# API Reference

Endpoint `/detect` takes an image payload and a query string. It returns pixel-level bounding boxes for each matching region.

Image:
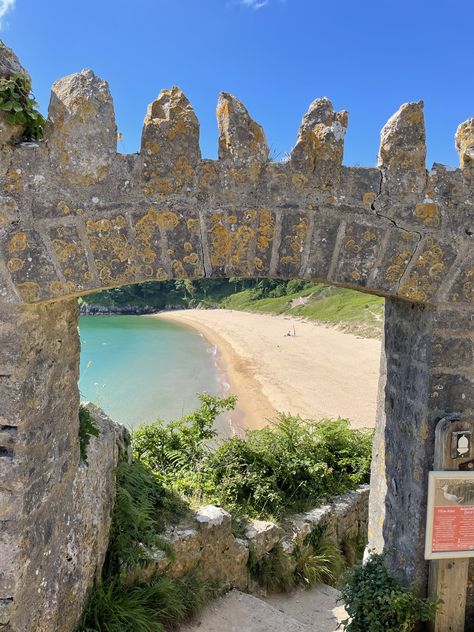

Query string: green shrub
[0,70,45,141]
[341,554,440,631]
[79,406,100,464]
[198,415,373,518]
[133,393,237,474]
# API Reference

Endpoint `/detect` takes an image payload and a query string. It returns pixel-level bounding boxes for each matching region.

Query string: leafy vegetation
[133,396,373,520]
[77,455,212,632]
[249,545,296,593]
[80,278,384,337]
[341,554,440,631]
[0,69,45,141]
[79,406,100,464]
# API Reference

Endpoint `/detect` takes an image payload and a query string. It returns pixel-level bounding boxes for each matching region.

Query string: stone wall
[0,40,472,630]
[0,300,125,632]
[137,487,369,593]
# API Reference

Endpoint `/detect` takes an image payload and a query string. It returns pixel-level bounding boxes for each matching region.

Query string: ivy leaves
[0,71,45,141]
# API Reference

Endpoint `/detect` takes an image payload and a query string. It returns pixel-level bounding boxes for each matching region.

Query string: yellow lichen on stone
[16,281,40,302]
[413,202,440,227]
[256,208,275,254]
[8,232,28,253]
[385,248,414,283]
[291,173,308,191]
[57,200,70,215]
[155,211,180,230]
[7,258,24,272]
[399,238,447,301]
[281,217,308,266]
[363,192,377,205]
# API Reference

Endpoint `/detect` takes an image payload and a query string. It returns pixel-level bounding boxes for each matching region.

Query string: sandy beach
[155,310,381,432]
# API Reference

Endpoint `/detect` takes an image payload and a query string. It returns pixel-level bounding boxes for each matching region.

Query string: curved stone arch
[0,44,473,631]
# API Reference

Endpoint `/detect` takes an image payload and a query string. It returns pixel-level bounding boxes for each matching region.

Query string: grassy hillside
[222,284,384,338]
[81,278,385,338]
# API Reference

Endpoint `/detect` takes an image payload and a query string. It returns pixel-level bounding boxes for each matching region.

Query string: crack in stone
[370,169,423,290]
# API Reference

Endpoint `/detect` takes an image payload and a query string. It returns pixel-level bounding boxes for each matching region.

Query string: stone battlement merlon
[0,43,472,307]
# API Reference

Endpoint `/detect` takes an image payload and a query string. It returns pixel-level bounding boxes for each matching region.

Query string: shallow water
[78,315,229,433]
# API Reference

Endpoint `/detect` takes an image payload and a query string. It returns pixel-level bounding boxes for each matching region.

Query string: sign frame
[425,470,474,560]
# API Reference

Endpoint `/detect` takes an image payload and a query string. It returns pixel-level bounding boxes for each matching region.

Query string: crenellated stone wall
[0,41,472,631]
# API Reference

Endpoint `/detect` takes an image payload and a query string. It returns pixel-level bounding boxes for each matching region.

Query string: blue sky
[1,0,472,167]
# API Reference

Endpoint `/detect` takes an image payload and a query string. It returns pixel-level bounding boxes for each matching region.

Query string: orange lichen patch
[363,192,377,205]
[186,218,200,234]
[86,215,136,285]
[49,280,66,295]
[413,202,440,227]
[385,249,415,283]
[344,238,362,254]
[326,195,336,205]
[8,232,28,253]
[57,200,70,215]
[7,258,23,272]
[156,268,169,281]
[256,208,275,253]
[183,252,199,265]
[49,225,92,289]
[174,155,194,186]
[5,169,22,193]
[226,163,262,185]
[281,217,309,266]
[166,116,188,141]
[208,210,260,273]
[351,270,361,280]
[142,140,161,154]
[171,260,186,277]
[198,162,220,190]
[155,211,180,230]
[399,237,454,302]
[363,230,377,242]
[291,173,308,191]
[15,281,39,302]
[254,257,264,272]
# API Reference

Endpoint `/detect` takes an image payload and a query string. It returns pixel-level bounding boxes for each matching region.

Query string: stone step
[264,584,346,631]
[182,585,346,632]
[182,590,310,632]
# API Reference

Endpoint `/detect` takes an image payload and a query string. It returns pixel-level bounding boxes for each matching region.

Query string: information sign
[425,471,474,560]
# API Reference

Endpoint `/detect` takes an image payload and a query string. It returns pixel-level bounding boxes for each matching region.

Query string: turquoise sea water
[78,315,228,432]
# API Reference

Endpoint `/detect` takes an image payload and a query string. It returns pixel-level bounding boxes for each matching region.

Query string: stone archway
[0,44,472,631]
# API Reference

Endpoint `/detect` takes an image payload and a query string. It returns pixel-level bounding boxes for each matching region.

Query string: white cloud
[0,0,15,29]
[240,0,269,9]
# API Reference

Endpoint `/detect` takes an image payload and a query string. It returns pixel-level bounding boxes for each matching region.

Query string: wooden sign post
[427,415,474,632]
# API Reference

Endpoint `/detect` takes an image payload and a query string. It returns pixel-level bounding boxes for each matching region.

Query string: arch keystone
[47,69,117,184]
[217,92,269,165]
[291,97,348,186]
[455,117,474,177]
[378,101,426,194]
[141,86,201,167]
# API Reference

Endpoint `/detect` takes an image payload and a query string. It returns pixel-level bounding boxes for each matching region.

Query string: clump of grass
[295,525,345,587]
[79,406,100,465]
[77,570,215,632]
[249,545,296,593]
